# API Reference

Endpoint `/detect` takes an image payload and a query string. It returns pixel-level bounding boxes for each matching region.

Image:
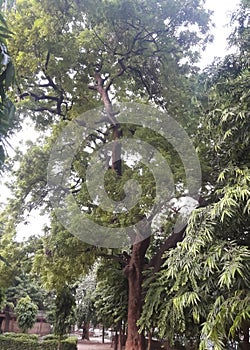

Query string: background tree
[53,285,75,341]
[75,271,97,340]
[0,233,55,333]
[15,295,38,333]
[93,260,128,349]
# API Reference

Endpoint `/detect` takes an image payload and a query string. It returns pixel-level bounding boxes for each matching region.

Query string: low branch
[99,252,130,267]
[148,225,187,273]
[20,92,59,102]
[148,196,208,273]
[44,50,50,71]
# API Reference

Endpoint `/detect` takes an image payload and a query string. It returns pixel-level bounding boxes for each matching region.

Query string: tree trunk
[114,330,118,350]
[119,322,123,350]
[240,323,250,350]
[4,305,10,332]
[0,316,4,333]
[85,322,90,340]
[90,73,151,349]
[82,323,89,340]
[102,325,105,344]
[147,330,153,350]
[125,236,150,350]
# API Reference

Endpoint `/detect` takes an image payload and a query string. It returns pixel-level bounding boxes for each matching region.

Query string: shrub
[38,339,58,350]
[41,334,59,341]
[0,334,77,350]
[15,296,38,333]
[3,332,39,340]
[62,336,78,350]
[0,335,37,350]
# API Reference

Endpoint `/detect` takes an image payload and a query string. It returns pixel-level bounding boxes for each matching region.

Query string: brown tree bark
[85,322,90,340]
[146,329,153,350]
[118,321,123,350]
[240,323,250,350]
[4,305,10,332]
[124,236,150,350]
[89,73,122,175]
[114,330,118,350]
[0,316,4,333]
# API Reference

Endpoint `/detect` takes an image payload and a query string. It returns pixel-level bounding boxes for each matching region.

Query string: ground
[77,340,112,350]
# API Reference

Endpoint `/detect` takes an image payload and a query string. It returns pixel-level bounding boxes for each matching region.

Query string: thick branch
[88,72,122,175]
[148,196,208,273]
[99,252,130,268]
[148,225,187,273]
[88,73,118,125]
[20,92,59,102]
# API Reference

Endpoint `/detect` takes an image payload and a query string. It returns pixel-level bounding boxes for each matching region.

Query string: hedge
[0,334,77,350]
[3,332,39,340]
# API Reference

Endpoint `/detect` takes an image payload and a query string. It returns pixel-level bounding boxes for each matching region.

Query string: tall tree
[4,1,213,349]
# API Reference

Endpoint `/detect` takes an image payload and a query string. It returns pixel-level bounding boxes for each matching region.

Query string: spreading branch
[148,196,208,273]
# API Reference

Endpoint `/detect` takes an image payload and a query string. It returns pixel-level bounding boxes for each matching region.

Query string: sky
[200,0,240,66]
[0,0,241,242]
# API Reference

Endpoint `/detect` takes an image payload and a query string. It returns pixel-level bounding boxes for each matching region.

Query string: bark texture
[124,236,150,350]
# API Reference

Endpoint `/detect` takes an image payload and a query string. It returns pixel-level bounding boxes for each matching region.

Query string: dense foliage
[15,295,38,333]
[0,0,249,349]
[0,0,16,169]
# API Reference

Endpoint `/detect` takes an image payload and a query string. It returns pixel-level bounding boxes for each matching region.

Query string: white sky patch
[198,0,240,68]
[15,213,50,242]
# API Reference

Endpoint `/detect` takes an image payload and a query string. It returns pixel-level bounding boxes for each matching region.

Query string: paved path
[78,340,112,350]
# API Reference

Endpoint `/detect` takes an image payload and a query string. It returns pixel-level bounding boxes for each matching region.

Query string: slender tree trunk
[102,325,105,344]
[82,323,89,340]
[147,330,153,350]
[114,330,118,350]
[85,322,90,340]
[4,305,10,332]
[118,321,123,350]
[240,323,250,350]
[0,316,4,333]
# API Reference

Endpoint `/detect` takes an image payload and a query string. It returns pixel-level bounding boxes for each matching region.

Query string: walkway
[77,340,112,350]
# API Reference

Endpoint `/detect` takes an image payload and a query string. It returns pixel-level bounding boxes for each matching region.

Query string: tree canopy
[0,0,249,349]
[0,1,15,169]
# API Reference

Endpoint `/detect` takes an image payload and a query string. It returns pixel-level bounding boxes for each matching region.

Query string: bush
[41,334,59,341]
[41,337,77,350]
[0,334,77,350]
[0,335,37,350]
[38,339,58,350]
[3,332,39,340]
[62,336,78,350]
